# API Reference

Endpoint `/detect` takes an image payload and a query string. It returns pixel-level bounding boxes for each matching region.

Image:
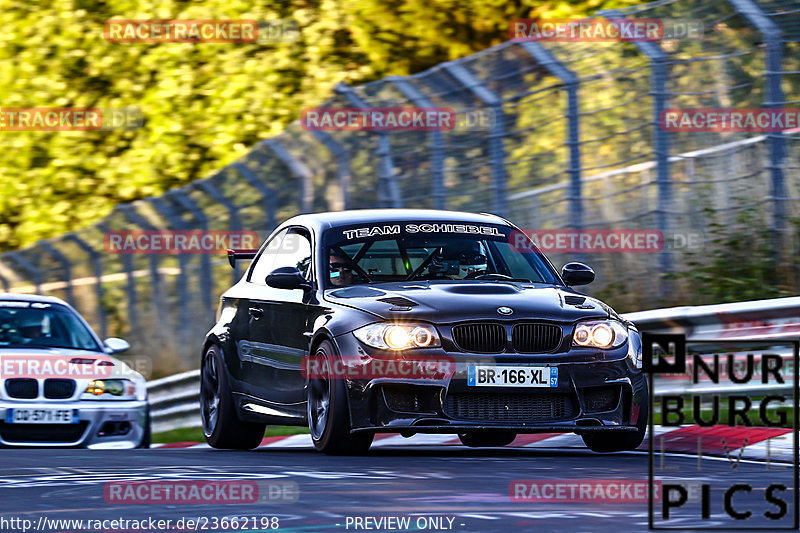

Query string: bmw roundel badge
[497,306,513,315]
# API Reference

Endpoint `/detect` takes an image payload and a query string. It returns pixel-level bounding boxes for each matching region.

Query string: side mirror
[266,266,311,290]
[561,262,595,286]
[104,337,130,354]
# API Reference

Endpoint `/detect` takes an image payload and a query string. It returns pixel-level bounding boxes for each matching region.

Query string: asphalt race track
[0,445,795,533]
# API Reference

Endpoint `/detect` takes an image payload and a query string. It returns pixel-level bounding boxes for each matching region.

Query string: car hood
[324,281,613,323]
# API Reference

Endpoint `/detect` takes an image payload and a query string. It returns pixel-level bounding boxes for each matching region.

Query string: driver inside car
[437,240,488,279]
[329,250,354,287]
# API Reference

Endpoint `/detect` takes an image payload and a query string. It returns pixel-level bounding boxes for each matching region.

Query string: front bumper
[334,333,646,435]
[0,400,148,448]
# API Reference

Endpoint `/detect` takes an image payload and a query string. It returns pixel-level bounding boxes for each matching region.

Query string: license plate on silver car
[467,365,558,387]
[6,408,79,424]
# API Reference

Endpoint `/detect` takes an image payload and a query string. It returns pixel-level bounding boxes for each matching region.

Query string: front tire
[307,340,373,455]
[201,344,266,450]
[582,380,648,453]
[458,431,516,448]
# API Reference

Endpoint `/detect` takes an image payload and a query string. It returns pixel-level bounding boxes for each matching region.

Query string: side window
[272,230,313,279]
[248,229,289,284]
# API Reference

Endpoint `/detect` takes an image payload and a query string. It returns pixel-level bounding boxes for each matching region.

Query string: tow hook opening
[98,421,131,437]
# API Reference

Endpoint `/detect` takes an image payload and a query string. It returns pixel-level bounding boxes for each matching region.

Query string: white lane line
[260,434,313,448]
[373,434,456,447]
[459,514,501,520]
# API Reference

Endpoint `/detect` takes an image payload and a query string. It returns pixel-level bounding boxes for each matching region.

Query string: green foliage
[0,0,642,251]
[666,211,799,306]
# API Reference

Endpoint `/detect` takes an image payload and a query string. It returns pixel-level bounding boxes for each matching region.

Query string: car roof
[0,293,69,305]
[281,209,511,233]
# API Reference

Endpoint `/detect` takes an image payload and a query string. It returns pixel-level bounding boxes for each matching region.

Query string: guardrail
[147,369,201,434]
[146,296,800,433]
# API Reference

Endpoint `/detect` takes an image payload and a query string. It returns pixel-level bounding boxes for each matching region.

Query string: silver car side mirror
[104,337,131,354]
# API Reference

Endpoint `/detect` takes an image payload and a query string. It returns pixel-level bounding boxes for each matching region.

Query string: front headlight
[572,320,628,349]
[83,379,138,399]
[353,323,441,350]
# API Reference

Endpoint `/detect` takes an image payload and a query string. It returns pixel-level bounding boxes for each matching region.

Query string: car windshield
[324,222,560,287]
[0,302,102,351]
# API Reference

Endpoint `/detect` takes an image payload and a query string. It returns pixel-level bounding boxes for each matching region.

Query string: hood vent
[564,295,586,306]
[444,284,518,295]
[378,296,418,308]
[330,286,386,299]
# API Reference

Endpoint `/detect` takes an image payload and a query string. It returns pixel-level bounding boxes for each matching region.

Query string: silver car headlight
[353,323,441,350]
[83,379,138,400]
[572,320,628,349]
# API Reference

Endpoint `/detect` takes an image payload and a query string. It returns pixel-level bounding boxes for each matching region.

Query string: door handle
[248,307,263,320]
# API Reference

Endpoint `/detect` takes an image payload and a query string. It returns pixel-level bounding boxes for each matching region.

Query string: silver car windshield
[0,302,102,351]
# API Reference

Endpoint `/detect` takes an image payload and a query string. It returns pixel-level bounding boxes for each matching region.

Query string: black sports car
[201,209,646,454]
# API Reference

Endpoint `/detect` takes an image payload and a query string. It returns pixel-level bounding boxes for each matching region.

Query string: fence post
[232,162,277,230]
[390,76,447,210]
[194,179,245,283]
[98,222,138,333]
[727,0,788,257]
[518,42,583,232]
[5,252,42,294]
[38,241,75,307]
[63,233,107,338]
[334,82,403,209]
[149,197,191,351]
[442,62,508,216]
[167,189,214,317]
[261,137,314,214]
[635,38,673,284]
[118,204,167,341]
[310,130,352,211]
[602,11,675,289]
[0,267,9,292]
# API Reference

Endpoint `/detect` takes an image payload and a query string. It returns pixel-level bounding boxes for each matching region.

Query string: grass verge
[153,425,310,444]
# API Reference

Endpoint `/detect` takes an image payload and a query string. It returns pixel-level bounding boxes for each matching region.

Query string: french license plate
[6,408,79,424]
[467,365,558,388]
